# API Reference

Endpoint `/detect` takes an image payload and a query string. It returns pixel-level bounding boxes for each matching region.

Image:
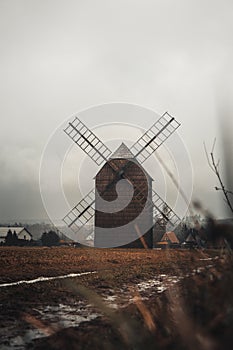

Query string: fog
[0,0,233,221]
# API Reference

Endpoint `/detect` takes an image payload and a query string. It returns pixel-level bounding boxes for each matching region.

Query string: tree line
[2,230,60,247]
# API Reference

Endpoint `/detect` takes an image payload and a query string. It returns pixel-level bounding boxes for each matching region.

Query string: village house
[156,231,180,249]
[0,227,32,244]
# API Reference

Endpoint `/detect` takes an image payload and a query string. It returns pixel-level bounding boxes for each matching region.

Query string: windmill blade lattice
[63,113,181,241]
[152,189,180,227]
[63,189,95,231]
[130,112,180,163]
[64,117,112,166]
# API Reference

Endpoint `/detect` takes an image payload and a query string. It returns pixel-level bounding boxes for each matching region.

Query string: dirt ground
[0,246,216,283]
[0,247,232,349]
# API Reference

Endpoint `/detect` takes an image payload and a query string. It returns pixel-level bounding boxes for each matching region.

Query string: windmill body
[95,143,153,248]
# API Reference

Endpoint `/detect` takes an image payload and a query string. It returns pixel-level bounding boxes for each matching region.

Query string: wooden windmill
[63,112,181,248]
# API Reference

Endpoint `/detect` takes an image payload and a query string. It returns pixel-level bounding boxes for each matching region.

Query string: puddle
[103,263,217,309]
[39,302,99,328]
[200,256,219,261]
[136,275,181,294]
[0,261,218,349]
[0,302,100,350]
[102,274,182,309]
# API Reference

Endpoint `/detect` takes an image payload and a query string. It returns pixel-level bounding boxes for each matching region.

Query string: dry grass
[0,247,230,349]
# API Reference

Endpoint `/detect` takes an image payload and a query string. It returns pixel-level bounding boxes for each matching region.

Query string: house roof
[185,233,196,242]
[110,142,135,159]
[161,231,179,244]
[0,227,32,238]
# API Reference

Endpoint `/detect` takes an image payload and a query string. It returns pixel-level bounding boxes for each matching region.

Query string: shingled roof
[109,142,135,159]
[161,231,179,244]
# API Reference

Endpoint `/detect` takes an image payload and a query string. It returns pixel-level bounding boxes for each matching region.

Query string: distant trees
[5,230,19,246]
[41,230,60,247]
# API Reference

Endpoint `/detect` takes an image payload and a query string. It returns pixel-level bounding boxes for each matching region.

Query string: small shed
[156,231,180,248]
[0,227,32,243]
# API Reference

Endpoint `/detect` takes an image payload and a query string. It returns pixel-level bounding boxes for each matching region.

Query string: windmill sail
[63,189,95,231]
[64,117,112,166]
[152,189,180,227]
[63,115,181,236]
[130,112,180,163]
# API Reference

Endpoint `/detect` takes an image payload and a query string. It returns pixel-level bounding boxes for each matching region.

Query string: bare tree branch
[203,142,215,173]
[205,140,233,215]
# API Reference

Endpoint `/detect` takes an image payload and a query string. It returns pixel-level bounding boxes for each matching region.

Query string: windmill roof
[94,142,153,180]
[110,143,135,160]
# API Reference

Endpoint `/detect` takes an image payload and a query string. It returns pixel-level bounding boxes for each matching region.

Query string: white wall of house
[17,229,31,241]
[0,227,32,242]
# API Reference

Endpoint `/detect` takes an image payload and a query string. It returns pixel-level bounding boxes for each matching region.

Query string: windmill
[63,112,181,248]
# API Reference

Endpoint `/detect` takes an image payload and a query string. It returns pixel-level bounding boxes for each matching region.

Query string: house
[0,227,32,244]
[156,231,180,248]
[181,232,198,249]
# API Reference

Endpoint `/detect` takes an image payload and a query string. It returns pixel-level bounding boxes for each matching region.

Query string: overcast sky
[0,0,233,222]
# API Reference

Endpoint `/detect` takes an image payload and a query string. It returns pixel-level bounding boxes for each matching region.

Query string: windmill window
[138,138,145,146]
[147,130,154,138]
[134,144,141,151]
[96,159,102,166]
[92,153,98,160]
[147,144,154,152]
[83,199,89,206]
[160,134,167,141]
[77,138,85,146]
[74,135,82,144]
[157,121,164,128]
[92,139,98,146]
[74,134,82,142]
[83,141,89,149]
[163,129,170,137]
[143,148,150,156]
[99,145,105,152]
[84,130,91,137]
[85,145,92,152]
[167,124,174,132]
[78,125,85,132]
[79,204,85,211]
[89,148,96,156]
[70,129,76,137]
[88,135,95,142]
[150,143,158,152]
[138,155,145,163]
[143,136,151,144]
[80,123,87,131]
[72,118,78,126]
[142,134,149,141]
[82,131,89,139]
[102,149,109,157]
[75,121,81,129]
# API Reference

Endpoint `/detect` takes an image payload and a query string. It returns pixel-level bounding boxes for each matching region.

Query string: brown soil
[0,247,231,349]
[0,246,216,283]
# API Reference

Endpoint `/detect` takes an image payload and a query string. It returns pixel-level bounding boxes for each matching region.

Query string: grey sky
[0,0,233,221]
